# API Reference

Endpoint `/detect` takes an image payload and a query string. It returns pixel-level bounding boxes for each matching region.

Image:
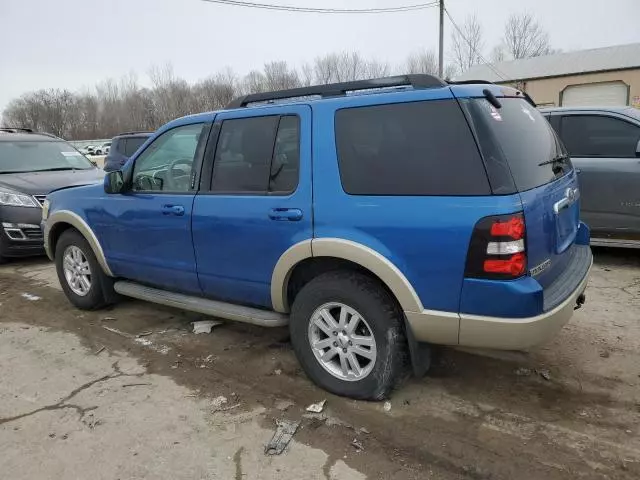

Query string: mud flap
[404,317,432,377]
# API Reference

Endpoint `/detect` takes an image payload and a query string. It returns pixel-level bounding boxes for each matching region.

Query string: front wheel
[55,229,115,310]
[290,271,406,400]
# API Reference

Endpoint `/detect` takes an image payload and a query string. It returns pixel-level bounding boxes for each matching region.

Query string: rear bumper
[456,256,592,350]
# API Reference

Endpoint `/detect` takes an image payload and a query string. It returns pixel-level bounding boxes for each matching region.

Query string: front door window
[132,123,206,192]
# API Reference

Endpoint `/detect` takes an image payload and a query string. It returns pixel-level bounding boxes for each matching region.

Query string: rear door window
[124,137,148,157]
[334,100,490,196]
[465,98,570,192]
[560,115,640,158]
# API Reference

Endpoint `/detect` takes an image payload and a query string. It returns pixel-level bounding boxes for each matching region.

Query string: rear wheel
[290,271,406,400]
[55,229,114,310]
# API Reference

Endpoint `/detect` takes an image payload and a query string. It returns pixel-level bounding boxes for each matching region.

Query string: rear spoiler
[448,80,537,108]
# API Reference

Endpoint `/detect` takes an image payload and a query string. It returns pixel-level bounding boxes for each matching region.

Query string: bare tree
[3,49,481,140]
[405,49,438,75]
[450,14,484,74]
[503,13,552,59]
[263,61,300,90]
[443,63,458,81]
[490,44,507,63]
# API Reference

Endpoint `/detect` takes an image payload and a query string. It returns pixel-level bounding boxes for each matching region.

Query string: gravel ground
[0,248,639,479]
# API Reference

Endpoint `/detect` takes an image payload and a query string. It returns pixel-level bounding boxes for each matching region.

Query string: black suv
[103,132,152,172]
[0,128,104,261]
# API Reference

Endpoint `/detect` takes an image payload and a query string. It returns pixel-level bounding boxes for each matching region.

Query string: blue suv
[42,75,592,400]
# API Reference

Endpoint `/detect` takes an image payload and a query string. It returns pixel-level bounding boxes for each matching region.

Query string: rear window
[123,137,148,157]
[335,99,490,196]
[465,98,570,193]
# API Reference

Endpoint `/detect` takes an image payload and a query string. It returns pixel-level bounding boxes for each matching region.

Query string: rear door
[555,112,640,238]
[465,98,580,289]
[191,104,312,308]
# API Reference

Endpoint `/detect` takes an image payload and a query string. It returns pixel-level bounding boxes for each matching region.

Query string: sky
[1,0,639,113]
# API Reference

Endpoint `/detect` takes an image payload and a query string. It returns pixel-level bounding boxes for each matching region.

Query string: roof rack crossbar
[226,74,447,108]
[0,127,34,133]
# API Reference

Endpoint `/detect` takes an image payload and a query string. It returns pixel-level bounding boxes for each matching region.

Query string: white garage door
[561,81,628,106]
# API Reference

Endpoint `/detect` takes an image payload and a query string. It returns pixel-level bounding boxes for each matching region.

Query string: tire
[55,229,114,310]
[290,271,406,400]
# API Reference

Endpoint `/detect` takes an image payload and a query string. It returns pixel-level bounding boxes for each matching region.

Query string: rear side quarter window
[334,100,490,196]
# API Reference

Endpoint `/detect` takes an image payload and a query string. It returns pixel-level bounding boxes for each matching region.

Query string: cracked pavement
[1,249,639,479]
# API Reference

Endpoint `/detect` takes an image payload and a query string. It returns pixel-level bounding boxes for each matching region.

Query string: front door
[192,105,312,308]
[557,113,640,237]
[99,122,209,293]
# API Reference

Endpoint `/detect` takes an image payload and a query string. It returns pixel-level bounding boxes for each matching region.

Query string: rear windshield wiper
[538,154,569,167]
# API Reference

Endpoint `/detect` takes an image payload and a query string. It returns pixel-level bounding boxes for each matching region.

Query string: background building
[456,43,640,108]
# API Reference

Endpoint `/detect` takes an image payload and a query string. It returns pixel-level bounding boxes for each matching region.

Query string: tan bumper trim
[457,260,592,350]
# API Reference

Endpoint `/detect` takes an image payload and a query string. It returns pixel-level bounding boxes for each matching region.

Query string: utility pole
[438,0,444,78]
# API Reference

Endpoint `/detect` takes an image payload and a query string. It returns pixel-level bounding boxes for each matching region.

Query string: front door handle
[269,208,303,221]
[162,204,185,216]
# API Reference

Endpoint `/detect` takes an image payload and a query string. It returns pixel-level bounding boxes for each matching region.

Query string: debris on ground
[102,326,133,338]
[306,399,326,413]
[600,350,611,358]
[264,419,300,455]
[93,346,105,355]
[100,316,117,322]
[192,320,223,334]
[538,369,551,381]
[274,369,282,375]
[515,367,532,377]
[275,399,295,412]
[136,331,153,337]
[212,395,228,410]
[203,354,215,363]
[383,401,392,412]
[358,427,370,435]
[122,383,152,388]
[351,438,364,452]
[21,293,41,301]
[134,338,153,347]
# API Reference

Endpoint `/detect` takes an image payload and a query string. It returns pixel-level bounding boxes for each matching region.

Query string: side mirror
[104,170,124,194]
[636,139,640,158]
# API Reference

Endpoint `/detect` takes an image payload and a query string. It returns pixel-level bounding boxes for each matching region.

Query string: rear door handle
[162,204,185,216]
[269,208,303,221]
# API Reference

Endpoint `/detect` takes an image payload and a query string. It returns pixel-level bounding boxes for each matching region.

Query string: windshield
[466,97,571,193]
[0,140,95,173]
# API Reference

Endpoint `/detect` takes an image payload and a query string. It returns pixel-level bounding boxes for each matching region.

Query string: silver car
[542,106,640,248]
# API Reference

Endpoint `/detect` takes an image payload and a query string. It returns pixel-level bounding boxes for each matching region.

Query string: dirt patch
[1,250,639,479]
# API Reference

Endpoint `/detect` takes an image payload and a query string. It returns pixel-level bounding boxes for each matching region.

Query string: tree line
[2,13,553,140]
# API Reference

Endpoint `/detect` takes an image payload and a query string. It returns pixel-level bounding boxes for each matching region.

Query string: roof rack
[0,127,34,133]
[116,131,153,136]
[226,74,447,109]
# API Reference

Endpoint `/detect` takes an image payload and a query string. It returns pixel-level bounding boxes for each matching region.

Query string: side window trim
[128,122,210,195]
[560,113,640,159]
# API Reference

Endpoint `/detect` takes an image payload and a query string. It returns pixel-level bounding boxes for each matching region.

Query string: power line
[201,0,440,14]
[444,7,510,81]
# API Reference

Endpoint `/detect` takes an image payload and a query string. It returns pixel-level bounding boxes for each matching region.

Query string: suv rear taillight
[465,213,527,280]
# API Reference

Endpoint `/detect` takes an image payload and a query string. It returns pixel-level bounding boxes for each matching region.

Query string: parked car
[0,128,104,261]
[541,107,640,248]
[103,132,152,172]
[43,76,592,399]
[95,142,111,155]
